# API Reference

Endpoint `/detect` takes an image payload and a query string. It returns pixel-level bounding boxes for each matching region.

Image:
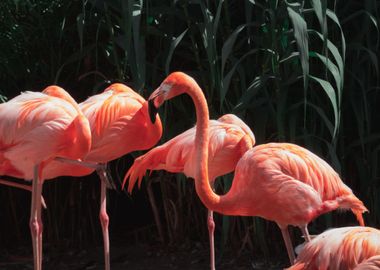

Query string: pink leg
[278,224,295,265]
[30,165,43,270]
[207,209,215,270]
[207,182,215,270]
[300,225,311,242]
[97,168,110,270]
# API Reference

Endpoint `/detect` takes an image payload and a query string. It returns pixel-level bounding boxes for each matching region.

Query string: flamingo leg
[278,224,295,265]
[300,225,311,242]
[30,165,43,270]
[207,182,216,270]
[207,209,215,270]
[96,166,110,270]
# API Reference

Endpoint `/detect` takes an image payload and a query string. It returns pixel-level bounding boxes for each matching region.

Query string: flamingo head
[148,72,196,123]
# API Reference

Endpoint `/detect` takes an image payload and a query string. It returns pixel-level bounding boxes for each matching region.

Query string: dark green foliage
[0,0,379,263]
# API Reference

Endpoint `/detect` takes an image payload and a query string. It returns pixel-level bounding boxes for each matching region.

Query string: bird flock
[0,72,379,270]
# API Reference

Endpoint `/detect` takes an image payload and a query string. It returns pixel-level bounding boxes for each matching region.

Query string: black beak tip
[148,99,158,124]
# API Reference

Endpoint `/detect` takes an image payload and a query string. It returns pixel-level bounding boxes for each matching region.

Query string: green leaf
[234,74,270,111]
[222,25,245,74]
[310,52,342,95]
[220,48,260,105]
[165,29,188,75]
[213,0,224,34]
[308,102,334,136]
[221,25,245,74]
[326,9,346,63]
[309,75,339,137]
[311,0,327,36]
[287,6,309,91]
[309,30,344,104]
[350,43,379,75]
[76,13,84,52]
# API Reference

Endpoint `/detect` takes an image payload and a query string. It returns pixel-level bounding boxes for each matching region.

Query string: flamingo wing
[80,85,147,162]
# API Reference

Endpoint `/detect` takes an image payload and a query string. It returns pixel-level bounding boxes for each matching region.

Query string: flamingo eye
[160,83,172,93]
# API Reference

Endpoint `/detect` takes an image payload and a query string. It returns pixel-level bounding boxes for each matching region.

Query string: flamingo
[52,83,163,270]
[0,86,92,270]
[123,113,255,270]
[286,226,380,270]
[146,71,368,265]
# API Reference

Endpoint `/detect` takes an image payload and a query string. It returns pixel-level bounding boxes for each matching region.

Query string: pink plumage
[124,113,255,191]
[287,226,380,270]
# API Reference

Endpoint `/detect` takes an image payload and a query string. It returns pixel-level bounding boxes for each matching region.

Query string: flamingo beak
[148,84,171,124]
[148,98,158,124]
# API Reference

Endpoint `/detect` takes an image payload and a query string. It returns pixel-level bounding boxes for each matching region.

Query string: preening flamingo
[0,86,92,270]
[123,113,255,270]
[53,83,163,270]
[286,226,380,270]
[146,72,368,265]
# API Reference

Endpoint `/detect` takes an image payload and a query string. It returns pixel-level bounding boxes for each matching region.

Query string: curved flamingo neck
[186,82,221,210]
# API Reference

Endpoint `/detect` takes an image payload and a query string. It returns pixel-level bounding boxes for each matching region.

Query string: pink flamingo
[53,83,163,270]
[123,113,255,270]
[0,86,92,270]
[286,226,380,270]
[146,71,368,265]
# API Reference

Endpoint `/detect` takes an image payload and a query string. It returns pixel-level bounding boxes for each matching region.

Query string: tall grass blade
[309,75,339,137]
[287,5,309,91]
[165,29,188,75]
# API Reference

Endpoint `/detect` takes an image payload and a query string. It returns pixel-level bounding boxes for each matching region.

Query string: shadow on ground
[0,241,287,270]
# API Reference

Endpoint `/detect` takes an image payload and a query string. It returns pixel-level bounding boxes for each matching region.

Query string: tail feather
[122,156,149,193]
[122,146,167,193]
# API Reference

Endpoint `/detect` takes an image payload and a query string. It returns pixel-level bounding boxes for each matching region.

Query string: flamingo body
[222,143,366,226]
[81,83,162,162]
[125,113,255,191]
[287,226,380,270]
[0,87,91,180]
[49,83,163,177]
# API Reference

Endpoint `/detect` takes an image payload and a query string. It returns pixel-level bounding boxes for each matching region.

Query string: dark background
[0,0,379,269]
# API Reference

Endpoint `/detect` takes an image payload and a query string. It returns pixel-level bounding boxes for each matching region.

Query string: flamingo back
[287,226,380,270]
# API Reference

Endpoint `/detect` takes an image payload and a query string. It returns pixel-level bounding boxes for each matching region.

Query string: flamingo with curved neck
[148,72,367,266]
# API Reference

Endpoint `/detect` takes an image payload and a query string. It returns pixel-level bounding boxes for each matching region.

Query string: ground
[0,242,287,270]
